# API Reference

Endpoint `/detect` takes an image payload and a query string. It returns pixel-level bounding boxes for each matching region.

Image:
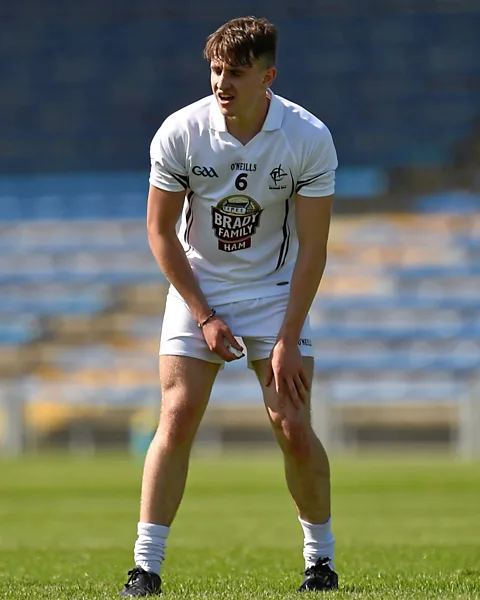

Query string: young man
[120,16,338,596]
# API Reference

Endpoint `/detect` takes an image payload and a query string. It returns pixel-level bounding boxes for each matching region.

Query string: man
[120,16,338,596]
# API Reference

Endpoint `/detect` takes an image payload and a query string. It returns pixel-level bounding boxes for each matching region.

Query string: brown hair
[204,16,277,68]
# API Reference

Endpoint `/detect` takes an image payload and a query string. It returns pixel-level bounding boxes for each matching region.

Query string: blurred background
[1,0,479,459]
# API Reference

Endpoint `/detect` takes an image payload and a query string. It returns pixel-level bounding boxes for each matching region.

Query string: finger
[275,372,284,396]
[222,329,244,353]
[294,374,308,404]
[208,335,238,361]
[299,368,311,392]
[213,337,242,361]
[223,338,244,360]
[216,348,238,362]
[211,344,235,361]
[286,378,301,409]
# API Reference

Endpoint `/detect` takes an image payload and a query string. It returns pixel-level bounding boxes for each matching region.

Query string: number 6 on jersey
[235,172,248,191]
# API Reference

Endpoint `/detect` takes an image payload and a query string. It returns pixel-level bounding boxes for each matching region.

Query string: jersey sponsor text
[231,163,257,172]
[211,195,262,252]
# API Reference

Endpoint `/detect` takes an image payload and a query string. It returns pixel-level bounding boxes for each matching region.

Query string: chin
[217,102,236,117]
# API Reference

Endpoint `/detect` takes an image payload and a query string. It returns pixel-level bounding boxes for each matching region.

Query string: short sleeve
[296,125,338,197]
[149,120,189,192]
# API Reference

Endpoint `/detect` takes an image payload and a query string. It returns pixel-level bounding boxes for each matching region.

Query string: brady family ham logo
[211,195,263,252]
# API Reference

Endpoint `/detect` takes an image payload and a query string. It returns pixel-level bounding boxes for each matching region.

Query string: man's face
[210,59,276,119]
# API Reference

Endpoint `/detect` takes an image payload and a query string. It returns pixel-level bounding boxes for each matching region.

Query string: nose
[216,69,230,91]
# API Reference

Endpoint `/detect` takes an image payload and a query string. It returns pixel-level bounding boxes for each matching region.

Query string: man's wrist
[197,308,216,329]
[190,303,215,326]
[276,328,301,346]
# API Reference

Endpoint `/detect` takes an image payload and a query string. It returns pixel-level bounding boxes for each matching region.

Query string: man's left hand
[265,339,310,409]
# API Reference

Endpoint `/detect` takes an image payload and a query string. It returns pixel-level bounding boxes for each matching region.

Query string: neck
[226,93,270,145]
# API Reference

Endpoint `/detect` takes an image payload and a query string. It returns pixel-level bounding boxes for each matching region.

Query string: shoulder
[152,96,214,143]
[276,94,334,146]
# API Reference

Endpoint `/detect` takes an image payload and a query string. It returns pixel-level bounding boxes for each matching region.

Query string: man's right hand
[201,317,244,361]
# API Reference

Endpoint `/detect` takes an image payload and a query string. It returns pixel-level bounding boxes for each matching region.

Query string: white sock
[299,516,335,570]
[134,522,170,575]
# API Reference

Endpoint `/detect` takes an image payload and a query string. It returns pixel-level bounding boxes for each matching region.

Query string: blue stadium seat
[0,272,160,285]
[392,265,480,278]
[311,295,480,311]
[2,5,479,171]
[0,196,23,220]
[335,167,389,198]
[413,191,480,214]
[329,378,467,404]
[313,354,480,373]
[0,294,109,317]
[0,319,39,346]
[310,322,480,342]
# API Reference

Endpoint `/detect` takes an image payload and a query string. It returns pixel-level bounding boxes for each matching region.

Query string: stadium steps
[3,5,480,171]
[0,345,38,377]
[115,281,169,315]
[0,317,40,346]
[3,210,478,449]
[33,367,159,387]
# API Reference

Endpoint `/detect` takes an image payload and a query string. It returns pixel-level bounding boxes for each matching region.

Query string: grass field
[1,451,479,599]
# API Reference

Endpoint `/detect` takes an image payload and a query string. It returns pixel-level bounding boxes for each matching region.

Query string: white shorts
[160,292,315,369]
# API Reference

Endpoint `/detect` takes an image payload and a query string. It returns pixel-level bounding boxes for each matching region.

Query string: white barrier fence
[312,374,480,460]
[1,375,480,459]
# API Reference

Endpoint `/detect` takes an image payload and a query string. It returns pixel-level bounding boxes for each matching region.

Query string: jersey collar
[209,90,284,132]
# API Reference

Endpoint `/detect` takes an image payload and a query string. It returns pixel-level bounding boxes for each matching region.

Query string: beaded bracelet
[197,308,216,329]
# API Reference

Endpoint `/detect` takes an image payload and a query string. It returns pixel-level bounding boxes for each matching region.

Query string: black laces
[124,567,144,588]
[304,556,332,577]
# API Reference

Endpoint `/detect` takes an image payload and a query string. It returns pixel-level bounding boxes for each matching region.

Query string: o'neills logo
[211,194,262,252]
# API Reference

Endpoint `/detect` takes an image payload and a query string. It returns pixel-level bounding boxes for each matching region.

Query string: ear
[263,66,277,87]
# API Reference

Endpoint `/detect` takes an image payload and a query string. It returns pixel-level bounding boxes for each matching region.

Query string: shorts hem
[159,349,225,366]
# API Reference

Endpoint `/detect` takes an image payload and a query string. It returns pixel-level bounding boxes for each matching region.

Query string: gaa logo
[192,165,218,177]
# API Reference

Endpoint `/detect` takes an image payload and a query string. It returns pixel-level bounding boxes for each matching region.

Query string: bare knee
[154,356,218,450]
[158,406,193,446]
[270,410,315,461]
[155,390,205,449]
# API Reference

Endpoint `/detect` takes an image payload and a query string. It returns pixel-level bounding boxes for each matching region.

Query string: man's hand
[266,339,310,408]
[202,316,244,361]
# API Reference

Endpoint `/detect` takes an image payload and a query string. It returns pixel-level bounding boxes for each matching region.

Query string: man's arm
[277,193,333,343]
[267,193,333,406]
[147,184,243,360]
[147,184,212,324]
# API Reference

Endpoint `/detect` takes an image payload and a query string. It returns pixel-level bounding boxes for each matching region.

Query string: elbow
[147,224,178,258]
[146,223,158,248]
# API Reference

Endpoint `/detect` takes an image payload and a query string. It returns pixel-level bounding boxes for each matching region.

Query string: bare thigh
[158,355,220,441]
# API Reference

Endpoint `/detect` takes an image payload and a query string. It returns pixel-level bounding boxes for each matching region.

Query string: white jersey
[149,91,338,305]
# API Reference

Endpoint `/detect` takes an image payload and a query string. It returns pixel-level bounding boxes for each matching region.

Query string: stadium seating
[2,2,480,173]
[0,317,39,346]
[2,3,479,450]
[1,206,478,436]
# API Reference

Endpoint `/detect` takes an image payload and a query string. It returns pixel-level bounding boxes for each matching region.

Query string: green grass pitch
[1,452,479,599]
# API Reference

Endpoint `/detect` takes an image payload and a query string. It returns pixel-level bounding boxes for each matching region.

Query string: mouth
[217,93,235,105]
